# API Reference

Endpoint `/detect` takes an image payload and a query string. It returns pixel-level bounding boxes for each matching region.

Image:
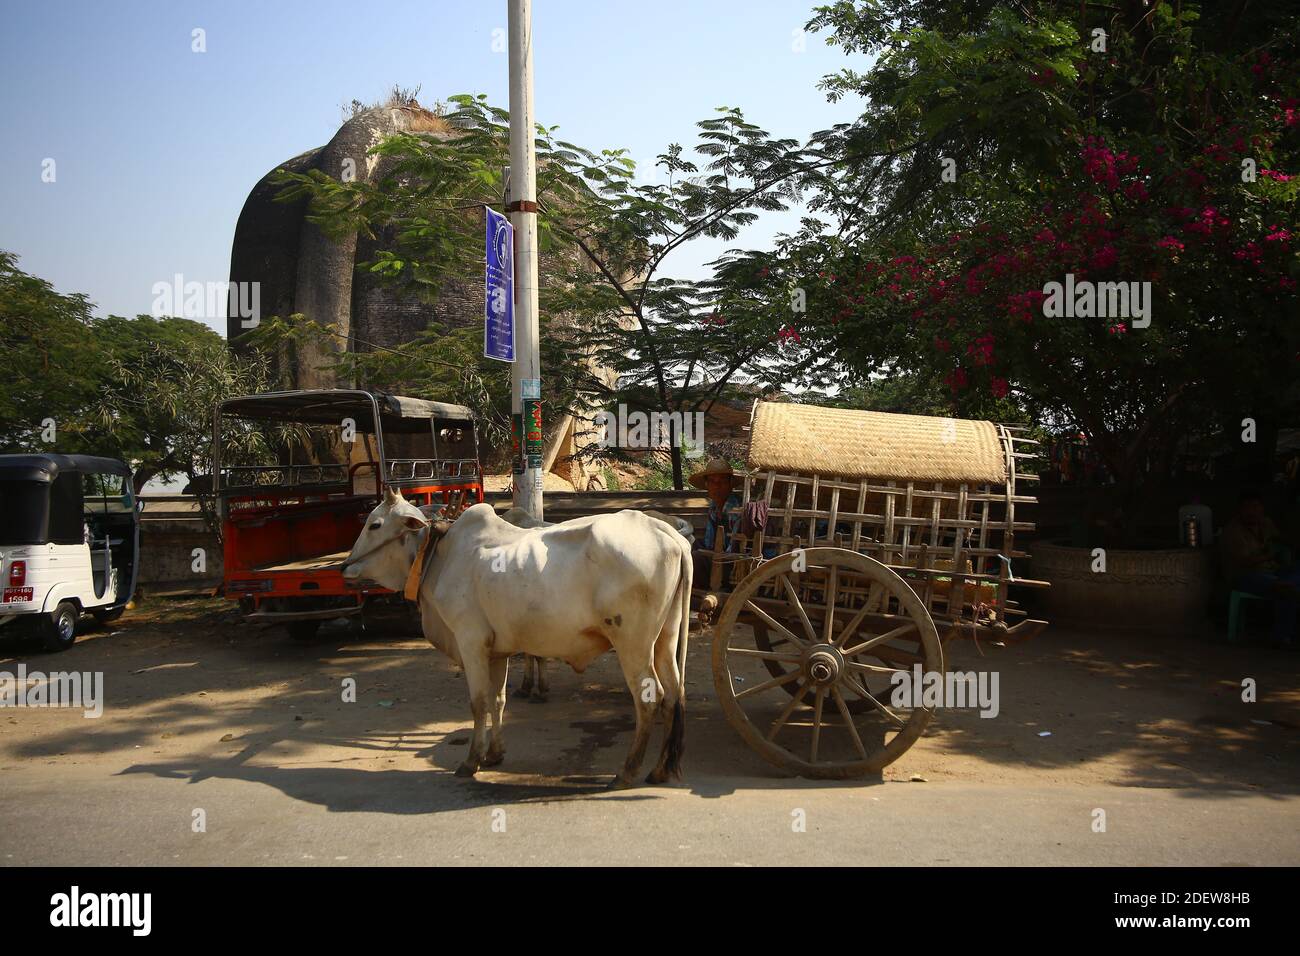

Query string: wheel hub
[803,644,843,687]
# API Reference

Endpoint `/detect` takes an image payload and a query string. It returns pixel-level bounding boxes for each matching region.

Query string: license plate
[3,587,33,603]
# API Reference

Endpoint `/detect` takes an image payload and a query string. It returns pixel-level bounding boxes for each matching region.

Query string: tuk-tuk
[213,389,483,640]
[0,454,140,651]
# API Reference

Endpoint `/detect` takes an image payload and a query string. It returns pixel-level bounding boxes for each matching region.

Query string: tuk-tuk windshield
[82,471,134,515]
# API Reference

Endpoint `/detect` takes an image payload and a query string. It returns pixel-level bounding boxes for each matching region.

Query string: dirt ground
[1,595,1298,864]
[4,594,1298,789]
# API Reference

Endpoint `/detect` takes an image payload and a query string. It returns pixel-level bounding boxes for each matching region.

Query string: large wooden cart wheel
[712,547,944,779]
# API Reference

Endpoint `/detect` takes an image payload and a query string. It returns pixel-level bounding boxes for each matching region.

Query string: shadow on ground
[2,595,1297,808]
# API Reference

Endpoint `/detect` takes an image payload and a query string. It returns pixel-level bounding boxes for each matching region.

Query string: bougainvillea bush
[801,1,1298,519]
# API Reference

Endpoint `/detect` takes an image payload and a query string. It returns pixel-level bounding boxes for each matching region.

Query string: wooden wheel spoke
[830,686,868,760]
[810,687,826,763]
[744,600,810,649]
[729,647,803,664]
[735,669,802,700]
[767,679,811,740]
[840,673,906,728]
[866,581,884,612]
[780,575,818,644]
[846,660,907,675]
[831,601,874,649]
[842,622,918,658]
[821,566,839,643]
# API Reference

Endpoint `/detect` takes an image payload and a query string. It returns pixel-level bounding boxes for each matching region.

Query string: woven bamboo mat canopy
[747,401,1007,484]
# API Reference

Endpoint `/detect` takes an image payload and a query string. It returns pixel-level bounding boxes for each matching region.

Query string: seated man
[1221,490,1300,645]
[690,458,741,586]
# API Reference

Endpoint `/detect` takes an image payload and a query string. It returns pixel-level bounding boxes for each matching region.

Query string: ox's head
[341,487,447,592]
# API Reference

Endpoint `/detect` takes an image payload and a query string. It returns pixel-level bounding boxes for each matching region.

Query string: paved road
[3,763,1296,866]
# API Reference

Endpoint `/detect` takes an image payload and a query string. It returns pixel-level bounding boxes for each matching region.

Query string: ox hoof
[481,750,505,768]
[645,769,670,785]
[454,762,480,778]
[605,775,636,792]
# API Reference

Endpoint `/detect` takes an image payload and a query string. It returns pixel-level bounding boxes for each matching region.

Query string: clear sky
[0,0,863,332]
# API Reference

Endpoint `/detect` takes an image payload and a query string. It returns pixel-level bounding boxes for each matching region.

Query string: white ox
[341,491,693,789]
[498,506,695,703]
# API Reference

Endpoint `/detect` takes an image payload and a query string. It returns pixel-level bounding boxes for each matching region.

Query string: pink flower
[1091,245,1118,270]
[990,377,1009,399]
[1081,137,1121,190]
[967,333,996,366]
[1232,242,1262,263]
[1156,236,1184,253]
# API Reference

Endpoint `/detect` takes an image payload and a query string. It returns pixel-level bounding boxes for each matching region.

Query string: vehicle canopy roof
[217,389,474,435]
[0,454,133,484]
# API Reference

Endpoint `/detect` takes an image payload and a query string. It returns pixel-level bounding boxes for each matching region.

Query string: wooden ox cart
[701,401,1049,779]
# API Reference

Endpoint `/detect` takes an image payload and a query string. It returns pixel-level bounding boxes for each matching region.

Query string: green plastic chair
[1227,590,1267,643]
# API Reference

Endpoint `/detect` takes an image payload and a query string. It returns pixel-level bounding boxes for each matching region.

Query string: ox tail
[660,542,692,779]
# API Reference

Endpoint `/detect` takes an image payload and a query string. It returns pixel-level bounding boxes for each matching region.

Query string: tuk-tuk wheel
[40,601,80,653]
[287,620,322,642]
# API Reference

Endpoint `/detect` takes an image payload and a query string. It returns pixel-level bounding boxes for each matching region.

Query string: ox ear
[400,513,427,534]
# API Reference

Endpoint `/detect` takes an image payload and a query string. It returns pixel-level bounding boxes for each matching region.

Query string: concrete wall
[138,500,220,595]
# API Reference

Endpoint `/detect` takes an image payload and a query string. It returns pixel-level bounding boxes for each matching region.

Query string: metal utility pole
[508,0,543,520]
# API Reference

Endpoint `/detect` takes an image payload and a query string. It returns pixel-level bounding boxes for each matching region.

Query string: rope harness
[403,526,441,604]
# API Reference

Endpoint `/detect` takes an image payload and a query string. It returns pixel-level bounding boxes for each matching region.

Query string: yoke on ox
[341,492,693,789]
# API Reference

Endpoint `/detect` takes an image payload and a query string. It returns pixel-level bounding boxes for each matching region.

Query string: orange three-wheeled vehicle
[213,389,483,640]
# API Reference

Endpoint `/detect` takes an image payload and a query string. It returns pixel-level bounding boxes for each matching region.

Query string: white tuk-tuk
[0,454,141,651]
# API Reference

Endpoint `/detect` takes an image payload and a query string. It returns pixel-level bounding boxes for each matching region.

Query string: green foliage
[597,466,621,492]
[801,1,1299,498]
[272,95,846,486]
[0,251,273,499]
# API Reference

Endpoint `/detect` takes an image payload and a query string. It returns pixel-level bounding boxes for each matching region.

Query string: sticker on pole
[522,378,540,400]
[524,399,544,469]
[510,413,524,475]
[484,207,515,363]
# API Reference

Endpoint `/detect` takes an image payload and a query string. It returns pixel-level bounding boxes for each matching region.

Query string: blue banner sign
[484,207,515,362]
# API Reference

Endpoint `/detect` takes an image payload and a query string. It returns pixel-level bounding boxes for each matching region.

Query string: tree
[798,1,1298,533]
[0,250,106,452]
[0,251,274,512]
[96,331,274,535]
[272,95,844,487]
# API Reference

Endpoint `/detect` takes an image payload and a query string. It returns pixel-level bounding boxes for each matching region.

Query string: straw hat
[688,458,738,490]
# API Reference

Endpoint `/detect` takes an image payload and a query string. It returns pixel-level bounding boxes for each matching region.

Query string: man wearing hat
[690,458,742,583]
